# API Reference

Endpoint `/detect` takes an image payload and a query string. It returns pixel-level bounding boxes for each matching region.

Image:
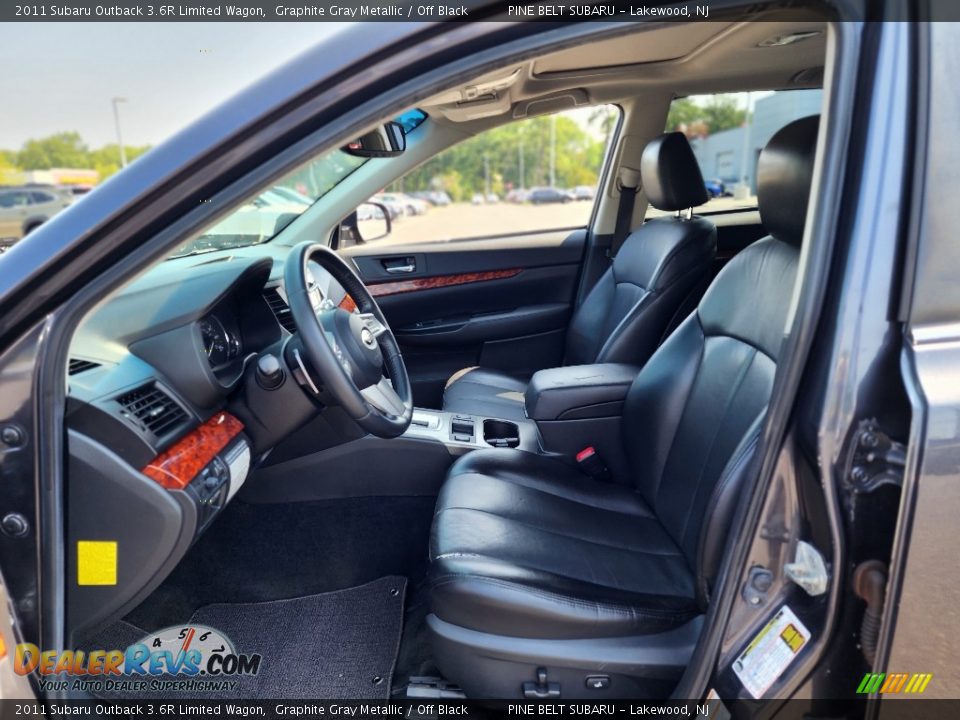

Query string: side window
[375,106,619,246]
[0,191,28,208]
[651,89,823,217]
[31,191,56,204]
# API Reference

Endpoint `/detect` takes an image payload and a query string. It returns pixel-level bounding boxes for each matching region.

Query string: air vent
[68,358,101,375]
[116,383,188,437]
[263,287,297,333]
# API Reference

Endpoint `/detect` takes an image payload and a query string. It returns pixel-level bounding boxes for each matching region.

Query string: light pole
[518,140,525,190]
[738,92,753,195]
[483,154,490,197]
[549,114,556,188]
[112,97,128,168]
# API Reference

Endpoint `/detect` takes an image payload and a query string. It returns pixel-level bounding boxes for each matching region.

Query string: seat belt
[608,166,641,259]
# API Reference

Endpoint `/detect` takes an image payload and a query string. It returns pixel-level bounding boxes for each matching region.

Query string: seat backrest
[564,132,717,367]
[620,115,820,603]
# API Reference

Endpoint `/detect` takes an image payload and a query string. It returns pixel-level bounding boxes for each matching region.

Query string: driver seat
[426,116,819,698]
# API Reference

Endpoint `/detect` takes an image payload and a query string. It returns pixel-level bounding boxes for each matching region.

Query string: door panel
[342,229,585,407]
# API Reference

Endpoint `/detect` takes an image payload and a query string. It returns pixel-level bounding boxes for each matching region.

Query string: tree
[665,98,702,132]
[667,96,748,138]
[397,112,609,198]
[701,96,747,134]
[0,150,21,185]
[89,144,152,179]
[16,132,91,170]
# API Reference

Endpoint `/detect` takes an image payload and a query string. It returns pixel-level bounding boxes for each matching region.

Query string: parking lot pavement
[378,202,593,246]
[375,196,759,247]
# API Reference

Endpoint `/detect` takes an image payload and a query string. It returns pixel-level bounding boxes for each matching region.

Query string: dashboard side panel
[142,412,245,490]
[67,430,197,640]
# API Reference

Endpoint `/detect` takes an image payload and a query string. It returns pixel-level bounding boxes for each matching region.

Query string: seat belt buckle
[575,446,611,482]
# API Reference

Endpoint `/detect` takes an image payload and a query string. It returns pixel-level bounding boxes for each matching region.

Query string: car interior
[61,16,832,700]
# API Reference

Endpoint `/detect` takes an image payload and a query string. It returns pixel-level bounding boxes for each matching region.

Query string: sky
[0,23,350,150]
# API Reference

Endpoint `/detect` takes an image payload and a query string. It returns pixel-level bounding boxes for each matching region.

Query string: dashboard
[199,315,242,369]
[65,251,343,637]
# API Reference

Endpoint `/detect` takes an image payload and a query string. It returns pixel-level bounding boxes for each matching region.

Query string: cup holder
[483,419,520,448]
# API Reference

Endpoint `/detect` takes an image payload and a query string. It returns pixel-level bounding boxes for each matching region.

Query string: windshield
[168,148,367,258]
[168,110,428,259]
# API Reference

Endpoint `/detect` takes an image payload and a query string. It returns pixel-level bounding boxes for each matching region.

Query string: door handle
[382,257,416,274]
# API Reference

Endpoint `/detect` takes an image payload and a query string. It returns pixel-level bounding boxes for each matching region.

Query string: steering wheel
[283,242,412,438]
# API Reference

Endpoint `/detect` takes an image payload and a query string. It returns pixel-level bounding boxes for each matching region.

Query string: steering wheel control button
[361,327,376,349]
[256,353,285,390]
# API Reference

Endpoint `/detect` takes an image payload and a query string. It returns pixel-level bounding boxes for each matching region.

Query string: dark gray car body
[0,7,957,710]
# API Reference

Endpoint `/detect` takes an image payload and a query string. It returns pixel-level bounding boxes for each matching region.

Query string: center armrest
[524,363,639,421]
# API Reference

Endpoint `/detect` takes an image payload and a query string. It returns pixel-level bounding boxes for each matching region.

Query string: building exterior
[22,168,100,186]
[690,89,823,193]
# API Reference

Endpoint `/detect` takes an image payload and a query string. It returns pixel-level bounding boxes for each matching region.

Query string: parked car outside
[573,185,595,200]
[369,193,405,219]
[410,190,452,206]
[270,186,317,206]
[528,186,572,204]
[704,178,730,198]
[378,192,428,216]
[0,186,73,248]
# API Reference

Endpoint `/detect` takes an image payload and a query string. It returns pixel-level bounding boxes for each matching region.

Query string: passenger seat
[442,132,717,420]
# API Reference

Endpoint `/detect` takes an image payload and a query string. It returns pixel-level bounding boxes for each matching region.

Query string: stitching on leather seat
[449,470,657,518]
[437,505,683,556]
[431,574,697,620]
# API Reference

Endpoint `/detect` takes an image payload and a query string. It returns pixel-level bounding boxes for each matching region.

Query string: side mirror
[341,202,391,247]
[341,121,407,158]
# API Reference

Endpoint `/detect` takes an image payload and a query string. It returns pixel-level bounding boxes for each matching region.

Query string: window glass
[169,150,368,258]
[0,191,29,208]
[167,108,428,259]
[31,191,56,204]
[368,105,619,247]
[649,89,822,217]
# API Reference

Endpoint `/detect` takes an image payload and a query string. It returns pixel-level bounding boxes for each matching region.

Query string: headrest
[640,132,709,211]
[757,115,820,247]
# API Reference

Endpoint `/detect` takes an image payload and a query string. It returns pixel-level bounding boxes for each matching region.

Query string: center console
[404,407,539,454]
[524,363,639,483]
[403,363,639,475]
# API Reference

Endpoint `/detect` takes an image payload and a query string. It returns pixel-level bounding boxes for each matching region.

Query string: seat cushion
[442,367,528,420]
[429,450,699,640]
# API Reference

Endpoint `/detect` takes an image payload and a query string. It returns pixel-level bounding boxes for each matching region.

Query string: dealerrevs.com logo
[14,625,261,694]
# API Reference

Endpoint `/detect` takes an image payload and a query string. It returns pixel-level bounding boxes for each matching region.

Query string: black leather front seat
[427,116,819,698]
[442,132,717,420]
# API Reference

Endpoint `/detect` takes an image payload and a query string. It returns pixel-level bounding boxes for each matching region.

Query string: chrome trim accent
[292,347,321,395]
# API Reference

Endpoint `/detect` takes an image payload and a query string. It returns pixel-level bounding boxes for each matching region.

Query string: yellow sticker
[77,541,117,586]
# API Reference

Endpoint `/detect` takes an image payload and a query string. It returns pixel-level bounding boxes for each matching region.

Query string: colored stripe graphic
[857,672,932,694]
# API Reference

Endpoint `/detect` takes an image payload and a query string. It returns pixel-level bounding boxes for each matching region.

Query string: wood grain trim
[367,268,522,298]
[142,412,244,490]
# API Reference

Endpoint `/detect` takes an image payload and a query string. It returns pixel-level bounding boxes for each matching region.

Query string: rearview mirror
[342,121,407,158]
[340,202,392,248]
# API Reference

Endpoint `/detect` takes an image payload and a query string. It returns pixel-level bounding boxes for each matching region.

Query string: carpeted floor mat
[84,576,407,699]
